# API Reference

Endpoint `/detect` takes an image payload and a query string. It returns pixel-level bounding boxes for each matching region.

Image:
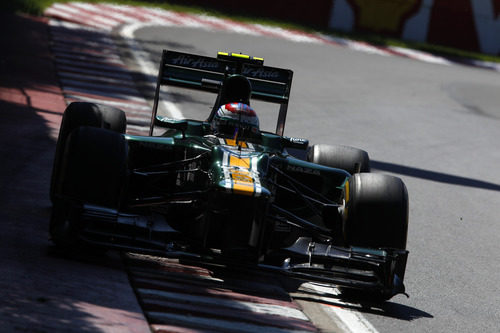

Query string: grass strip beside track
[3,0,500,64]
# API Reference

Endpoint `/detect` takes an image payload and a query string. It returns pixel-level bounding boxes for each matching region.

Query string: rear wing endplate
[150,50,293,136]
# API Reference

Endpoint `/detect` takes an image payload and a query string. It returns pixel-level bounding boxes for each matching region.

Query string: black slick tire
[50,106,128,248]
[50,102,126,201]
[307,144,370,174]
[343,173,408,250]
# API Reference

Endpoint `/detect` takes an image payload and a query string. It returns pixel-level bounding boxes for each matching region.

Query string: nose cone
[211,145,270,198]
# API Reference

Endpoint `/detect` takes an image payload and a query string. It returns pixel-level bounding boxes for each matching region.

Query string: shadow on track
[284,280,434,322]
[372,160,500,192]
[0,14,149,332]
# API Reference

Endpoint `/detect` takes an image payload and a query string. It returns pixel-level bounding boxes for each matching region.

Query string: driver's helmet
[211,103,260,140]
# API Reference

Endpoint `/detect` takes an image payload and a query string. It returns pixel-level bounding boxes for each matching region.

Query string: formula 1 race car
[49,50,409,300]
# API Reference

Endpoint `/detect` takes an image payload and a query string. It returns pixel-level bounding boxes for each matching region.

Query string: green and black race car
[49,50,409,300]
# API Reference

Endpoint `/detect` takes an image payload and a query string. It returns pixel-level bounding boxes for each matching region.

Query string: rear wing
[150,50,293,136]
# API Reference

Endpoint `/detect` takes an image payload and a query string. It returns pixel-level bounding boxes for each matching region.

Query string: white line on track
[301,283,380,333]
[252,24,321,43]
[388,46,453,65]
[119,22,184,119]
[343,40,392,57]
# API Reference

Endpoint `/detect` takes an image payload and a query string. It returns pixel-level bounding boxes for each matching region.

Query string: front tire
[343,173,408,250]
[50,102,127,201]
[50,127,128,247]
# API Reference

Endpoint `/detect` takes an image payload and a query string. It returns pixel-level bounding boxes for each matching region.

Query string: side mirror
[154,116,188,138]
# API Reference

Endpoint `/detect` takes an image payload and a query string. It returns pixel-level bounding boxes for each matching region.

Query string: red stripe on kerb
[45,7,110,30]
[173,11,230,30]
[64,2,124,25]
[139,8,186,25]
[96,4,154,23]
[221,18,290,38]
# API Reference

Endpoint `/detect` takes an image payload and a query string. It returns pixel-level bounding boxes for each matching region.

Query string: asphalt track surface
[130,25,500,332]
[2,9,500,332]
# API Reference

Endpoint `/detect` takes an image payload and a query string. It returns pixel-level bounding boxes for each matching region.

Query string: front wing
[76,204,408,300]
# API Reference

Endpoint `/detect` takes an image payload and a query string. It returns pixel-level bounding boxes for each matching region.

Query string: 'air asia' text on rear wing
[150,50,294,136]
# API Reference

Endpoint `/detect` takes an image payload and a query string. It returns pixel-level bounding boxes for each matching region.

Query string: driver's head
[220,75,252,105]
[211,103,260,140]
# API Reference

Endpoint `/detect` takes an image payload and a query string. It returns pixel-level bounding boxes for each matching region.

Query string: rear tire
[343,173,408,250]
[307,144,370,174]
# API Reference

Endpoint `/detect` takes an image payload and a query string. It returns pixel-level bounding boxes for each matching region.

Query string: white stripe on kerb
[69,2,122,26]
[138,288,309,321]
[92,4,143,24]
[148,312,311,333]
[388,46,453,65]
[45,8,75,21]
[104,4,167,24]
